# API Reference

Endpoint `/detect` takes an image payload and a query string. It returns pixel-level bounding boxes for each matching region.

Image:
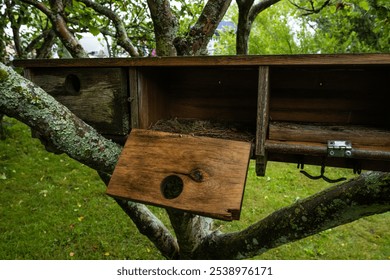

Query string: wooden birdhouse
[14,54,390,220]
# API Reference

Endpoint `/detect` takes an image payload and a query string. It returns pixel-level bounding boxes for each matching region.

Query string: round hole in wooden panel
[161,175,184,199]
[64,74,81,94]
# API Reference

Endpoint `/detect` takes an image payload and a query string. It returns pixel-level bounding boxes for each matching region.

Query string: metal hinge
[327,140,352,158]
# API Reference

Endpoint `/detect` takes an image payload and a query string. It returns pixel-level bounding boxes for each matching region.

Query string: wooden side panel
[129,68,139,128]
[28,67,129,135]
[137,69,168,129]
[106,129,252,220]
[256,66,270,176]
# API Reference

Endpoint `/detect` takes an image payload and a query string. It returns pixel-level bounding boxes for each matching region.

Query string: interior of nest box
[269,66,390,128]
[135,66,259,142]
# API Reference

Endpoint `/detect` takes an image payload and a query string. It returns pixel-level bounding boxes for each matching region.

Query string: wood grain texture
[106,129,252,220]
[28,67,129,135]
[13,53,390,68]
[256,66,270,176]
[269,122,390,147]
[269,66,390,126]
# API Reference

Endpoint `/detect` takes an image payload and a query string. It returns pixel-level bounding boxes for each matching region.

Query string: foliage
[215,0,389,55]
[292,0,390,53]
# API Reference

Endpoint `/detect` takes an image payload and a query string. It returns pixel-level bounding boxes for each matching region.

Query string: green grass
[1,117,389,259]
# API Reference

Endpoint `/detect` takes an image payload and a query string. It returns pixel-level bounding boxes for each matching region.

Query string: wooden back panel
[269,66,390,127]
[135,67,259,129]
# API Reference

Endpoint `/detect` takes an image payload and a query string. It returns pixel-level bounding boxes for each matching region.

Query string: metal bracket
[327,140,352,158]
[299,163,347,183]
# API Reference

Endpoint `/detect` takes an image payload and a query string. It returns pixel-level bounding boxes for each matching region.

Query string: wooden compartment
[256,65,390,175]
[130,66,259,141]
[24,67,129,137]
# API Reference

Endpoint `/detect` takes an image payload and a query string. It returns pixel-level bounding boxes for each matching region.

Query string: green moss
[13,86,24,94]
[0,68,9,82]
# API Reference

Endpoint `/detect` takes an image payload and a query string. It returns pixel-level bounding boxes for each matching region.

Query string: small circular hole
[161,175,184,199]
[64,74,81,94]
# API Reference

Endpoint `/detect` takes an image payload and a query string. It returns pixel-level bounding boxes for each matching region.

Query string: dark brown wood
[27,67,129,135]
[269,122,390,147]
[269,66,390,126]
[129,68,139,128]
[266,140,390,160]
[13,53,390,68]
[14,54,390,175]
[256,66,270,176]
[106,129,252,220]
[134,67,258,129]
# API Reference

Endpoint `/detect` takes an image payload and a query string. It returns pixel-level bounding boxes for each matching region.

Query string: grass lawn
[1,117,389,259]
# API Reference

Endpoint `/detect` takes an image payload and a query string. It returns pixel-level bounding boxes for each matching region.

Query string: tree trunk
[147,0,178,56]
[174,0,232,55]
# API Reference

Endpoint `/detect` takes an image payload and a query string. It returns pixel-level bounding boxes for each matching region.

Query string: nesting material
[150,118,255,142]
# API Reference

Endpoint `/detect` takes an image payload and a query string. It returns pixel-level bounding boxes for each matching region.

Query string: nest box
[14,54,390,220]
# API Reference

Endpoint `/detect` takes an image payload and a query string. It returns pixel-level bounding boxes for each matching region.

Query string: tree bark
[147,0,178,56]
[167,209,213,259]
[236,0,281,54]
[174,0,232,55]
[193,171,390,259]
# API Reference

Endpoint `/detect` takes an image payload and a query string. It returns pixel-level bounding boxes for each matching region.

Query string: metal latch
[327,140,352,158]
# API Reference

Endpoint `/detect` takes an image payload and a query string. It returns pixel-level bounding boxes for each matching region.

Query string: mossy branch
[0,63,179,259]
[193,172,390,259]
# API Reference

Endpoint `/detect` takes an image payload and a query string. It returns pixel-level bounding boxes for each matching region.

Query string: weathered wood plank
[13,54,390,68]
[28,67,129,135]
[106,129,252,220]
[269,122,390,147]
[266,140,390,160]
[129,68,139,128]
[256,66,270,176]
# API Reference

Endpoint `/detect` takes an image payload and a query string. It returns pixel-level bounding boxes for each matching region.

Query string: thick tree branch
[147,0,178,56]
[78,0,139,57]
[167,209,213,259]
[193,172,390,259]
[0,62,178,259]
[20,0,88,58]
[119,200,179,259]
[236,0,281,54]
[175,0,233,55]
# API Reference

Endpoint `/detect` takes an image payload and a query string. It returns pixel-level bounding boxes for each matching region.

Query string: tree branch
[193,172,390,259]
[236,0,281,54]
[167,209,213,259]
[20,0,88,58]
[0,62,178,259]
[78,0,139,57]
[5,0,23,58]
[175,0,233,55]
[147,0,178,56]
[249,0,281,23]
[289,0,332,16]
